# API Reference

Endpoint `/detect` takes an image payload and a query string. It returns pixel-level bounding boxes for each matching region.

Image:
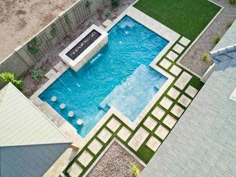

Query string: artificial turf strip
[134,0,221,40]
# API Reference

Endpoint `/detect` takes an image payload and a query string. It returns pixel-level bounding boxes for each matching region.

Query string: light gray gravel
[180,0,236,76]
[87,141,144,177]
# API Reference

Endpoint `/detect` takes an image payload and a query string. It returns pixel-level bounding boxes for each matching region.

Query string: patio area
[62,32,202,176]
[26,0,224,177]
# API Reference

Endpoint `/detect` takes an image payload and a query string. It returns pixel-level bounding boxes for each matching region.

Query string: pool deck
[30,5,202,177]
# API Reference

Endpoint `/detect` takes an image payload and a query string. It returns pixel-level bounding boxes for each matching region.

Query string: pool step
[155,76,167,90]
[98,103,110,112]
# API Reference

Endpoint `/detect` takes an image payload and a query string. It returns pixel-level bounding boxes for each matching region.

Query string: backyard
[134,0,221,40]
[0,0,231,177]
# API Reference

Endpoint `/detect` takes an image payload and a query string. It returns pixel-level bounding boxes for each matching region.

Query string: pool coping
[30,5,179,148]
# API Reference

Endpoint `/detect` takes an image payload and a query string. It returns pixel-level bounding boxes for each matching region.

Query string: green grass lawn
[134,0,221,40]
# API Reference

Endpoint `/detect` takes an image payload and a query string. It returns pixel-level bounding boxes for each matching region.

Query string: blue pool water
[39,16,168,138]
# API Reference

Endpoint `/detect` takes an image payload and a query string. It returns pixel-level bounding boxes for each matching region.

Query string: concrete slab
[171,105,184,118]
[160,97,173,110]
[88,138,103,155]
[146,136,161,152]
[68,163,83,177]
[78,151,93,167]
[155,125,169,140]
[170,65,182,76]
[117,126,131,142]
[143,116,158,131]
[173,44,185,54]
[179,36,191,46]
[106,118,121,132]
[178,94,192,107]
[174,72,192,90]
[97,128,112,143]
[152,107,165,120]
[54,61,68,73]
[166,51,178,61]
[185,85,198,98]
[159,58,172,69]
[103,19,112,27]
[45,69,56,80]
[128,127,149,151]
[163,115,177,129]
[167,87,180,99]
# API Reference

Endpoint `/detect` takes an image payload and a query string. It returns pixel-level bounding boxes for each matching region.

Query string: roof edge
[6,83,71,143]
[210,44,236,57]
[0,141,72,148]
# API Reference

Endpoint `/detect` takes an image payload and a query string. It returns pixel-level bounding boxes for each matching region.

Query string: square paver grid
[160,97,173,110]
[167,87,180,99]
[185,85,198,98]
[97,128,112,143]
[173,44,185,54]
[68,163,83,177]
[117,126,131,142]
[143,116,158,131]
[175,72,192,90]
[163,115,177,129]
[178,94,192,107]
[106,118,121,132]
[128,127,149,151]
[152,107,166,120]
[170,65,182,76]
[146,136,161,152]
[179,37,191,46]
[166,51,178,61]
[159,58,172,69]
[77,151,93,167]
[155,125,169,140]
[171,105,184,118]
[88,138,103,155]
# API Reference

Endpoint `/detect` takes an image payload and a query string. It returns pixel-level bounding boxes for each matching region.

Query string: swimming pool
[39,16,168,138]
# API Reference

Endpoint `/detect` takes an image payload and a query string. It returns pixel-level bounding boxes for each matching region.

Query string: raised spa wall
[59,25,108,72]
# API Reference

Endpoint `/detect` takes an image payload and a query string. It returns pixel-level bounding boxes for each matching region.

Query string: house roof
[0,83,71,146]
[141,20,236,177]
[0,83,71,177]
[213,20,236,51]
[210,20,236,71]
[141,66,236,177]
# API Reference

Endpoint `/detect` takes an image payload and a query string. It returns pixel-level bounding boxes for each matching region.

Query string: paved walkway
[180,0,236,76]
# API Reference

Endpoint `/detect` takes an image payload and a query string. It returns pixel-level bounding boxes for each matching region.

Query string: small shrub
[111,0,120,7]
[27,37,39,55]
[202,52,211,63]
[104,9,112,18]
[0,72,23,90]
[227,21,233,28]
[130,164,141,177]
[213,33,221,44]
[229,0,236,5]
[31,69,43,81]
[85,0,91,8]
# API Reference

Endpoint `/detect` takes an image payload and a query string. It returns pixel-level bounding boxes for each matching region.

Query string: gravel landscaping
[87,141,144,177]
[180,0,236,76]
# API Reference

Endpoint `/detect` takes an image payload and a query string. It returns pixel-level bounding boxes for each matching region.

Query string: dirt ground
[0,0,77,61]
